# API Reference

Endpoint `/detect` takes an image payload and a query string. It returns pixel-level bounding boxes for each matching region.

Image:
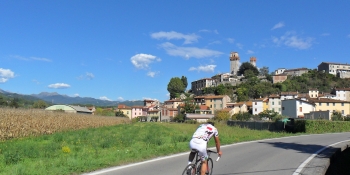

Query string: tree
[167,77,185,99]
[235,112,252,121]
[215,84,226,95]
[9,98,20,108]
[214,110,231,121]
[238,62,259,76]
[259,66,269,76]
[115,110,127,117]
[0,95,7,106]
[331,111,343,121]
[181,76,188,90]
[33,100,48,109]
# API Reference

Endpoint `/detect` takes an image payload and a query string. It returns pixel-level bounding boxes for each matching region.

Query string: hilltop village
[46,51,350,122]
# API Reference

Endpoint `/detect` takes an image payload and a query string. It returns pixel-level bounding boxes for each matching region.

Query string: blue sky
[1,1,350,102]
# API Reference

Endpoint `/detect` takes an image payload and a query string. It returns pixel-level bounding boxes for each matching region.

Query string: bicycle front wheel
[206,158,213,175]
[182,164,197,175]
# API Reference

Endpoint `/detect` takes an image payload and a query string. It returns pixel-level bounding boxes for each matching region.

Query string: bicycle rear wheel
[206,158,213,175]
[182,164,197,175]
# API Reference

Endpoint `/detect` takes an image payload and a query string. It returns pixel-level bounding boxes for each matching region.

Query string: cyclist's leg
[200,160,208,175]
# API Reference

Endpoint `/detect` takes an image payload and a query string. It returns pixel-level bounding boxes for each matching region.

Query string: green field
[0,122,298,175]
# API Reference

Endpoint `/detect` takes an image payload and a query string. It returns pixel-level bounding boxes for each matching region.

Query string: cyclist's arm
[214,136,222,156]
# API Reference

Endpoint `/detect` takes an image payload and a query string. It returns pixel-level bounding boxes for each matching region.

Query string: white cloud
[11,55,52,62]
[48,83,70,89]
[130,53,161,69]
[272,31,314,50]
[209,41,221,45]
[236,43,243,49]
[227,38,235,43]
[213,30,219,34]
[151,31,199,44]
[0,68,15,83]
[189,65,217,72]
[159,42,223,59]
[147,71,159,78]
[99,96,112,101]
[246,50,254,54]
[271,22,285,30]
[86,72,94,80]
[347,34,350,38]
[73,94,79,97]
[117,97,124,101]
[78,72,95,80]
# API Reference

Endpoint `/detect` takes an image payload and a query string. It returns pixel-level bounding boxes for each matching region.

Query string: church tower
[250,57,257,67]
[230,52,240,75]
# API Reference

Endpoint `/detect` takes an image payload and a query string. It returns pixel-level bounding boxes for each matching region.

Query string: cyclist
[187,122,222,175]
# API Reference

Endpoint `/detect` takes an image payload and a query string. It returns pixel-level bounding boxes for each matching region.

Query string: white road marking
[82,133,348,175]
[292,139,350,175]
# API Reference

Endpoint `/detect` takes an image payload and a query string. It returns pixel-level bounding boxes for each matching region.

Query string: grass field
[0,120,297,175]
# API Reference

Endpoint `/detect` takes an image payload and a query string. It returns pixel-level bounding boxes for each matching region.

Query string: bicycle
[181,149,220,175]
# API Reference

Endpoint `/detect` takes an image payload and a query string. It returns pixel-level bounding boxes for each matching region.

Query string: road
[83,133,350,175]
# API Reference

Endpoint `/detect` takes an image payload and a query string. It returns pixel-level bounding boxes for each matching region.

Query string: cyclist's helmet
[207,122,215,126]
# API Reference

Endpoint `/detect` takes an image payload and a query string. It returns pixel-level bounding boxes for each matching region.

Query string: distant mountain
[0,88,144,107]
[31,92,144,107]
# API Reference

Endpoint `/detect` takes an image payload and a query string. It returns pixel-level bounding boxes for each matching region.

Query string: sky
[1,1,350,102]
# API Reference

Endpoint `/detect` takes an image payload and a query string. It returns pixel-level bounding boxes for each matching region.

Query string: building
[283,68,308,76]
[318,62,350,76]
[268,94,281,114]
[250,57,257,67]
[191,78,216,95]
[275,68,286,75]
[336,69,350,78]
[272,74,288,84]
[281,98,315,118]
[331,88,350,101]
[310,98,350,116]
[252,98,269,115]
[117,104,132,119]
[230,52,240,75]
[131,106,144,119]
[194,95,231,114]
[309,89,319,98]
[280,92,298,100]
[163,99,184,109]
[45,105,92,114]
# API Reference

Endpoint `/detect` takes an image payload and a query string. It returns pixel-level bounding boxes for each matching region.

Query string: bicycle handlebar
[207,150,221,162]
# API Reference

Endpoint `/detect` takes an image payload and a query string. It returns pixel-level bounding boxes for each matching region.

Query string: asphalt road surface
[83,132,350,175]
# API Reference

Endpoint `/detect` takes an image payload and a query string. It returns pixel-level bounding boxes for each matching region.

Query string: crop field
[0,108,129,141]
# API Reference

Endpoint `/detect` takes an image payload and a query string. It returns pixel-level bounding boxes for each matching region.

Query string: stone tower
[230,52,240,75]
[250,57,257,67]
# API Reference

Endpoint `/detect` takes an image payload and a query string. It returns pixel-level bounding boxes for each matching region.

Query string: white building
[281,98,315,118]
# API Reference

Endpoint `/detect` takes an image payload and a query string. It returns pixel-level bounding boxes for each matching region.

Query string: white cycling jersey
[189,123,219,161]
[192,123,218,142]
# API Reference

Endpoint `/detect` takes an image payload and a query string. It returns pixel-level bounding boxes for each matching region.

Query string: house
[274,68,286,75]
[191,78,216,95]
[226,102,248,114]
[309,89,319,98]
[331,88,350,101]
[280,92,298,100]
[310,98,350,116]
[131,106,144,119]
[268,94,281,114]
[318,62,350,76]
[252,98,268,115]
[281,98,315,118]
[144,99,159,107]
[272,74,288,83]
[45,105,92,114]
[87,106,96,114]
[194,95,231,114]
[283,68,308,76]
[163,99,184,109]
[117,104,132,119]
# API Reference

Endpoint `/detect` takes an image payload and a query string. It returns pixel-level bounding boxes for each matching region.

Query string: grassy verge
[0,122,297,175]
